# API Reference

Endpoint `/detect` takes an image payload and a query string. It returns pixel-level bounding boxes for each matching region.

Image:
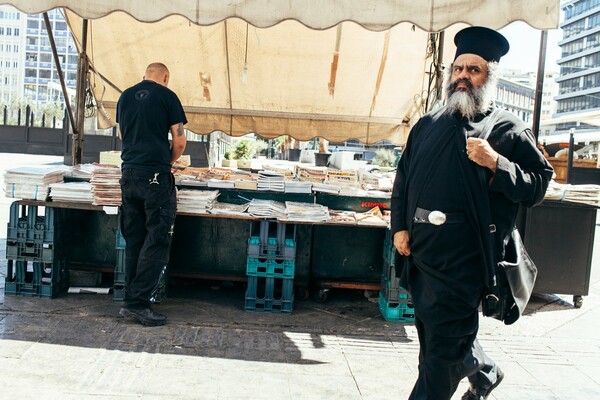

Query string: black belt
[413,207,467,225]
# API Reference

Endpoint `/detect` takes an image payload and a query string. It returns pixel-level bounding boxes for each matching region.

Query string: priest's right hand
[393,230,411,256]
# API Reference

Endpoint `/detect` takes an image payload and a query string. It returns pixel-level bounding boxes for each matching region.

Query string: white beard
[444,62,499,120]
[446,91,480,120]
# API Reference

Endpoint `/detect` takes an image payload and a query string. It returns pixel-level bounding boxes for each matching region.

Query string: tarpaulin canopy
[2,1,561,144]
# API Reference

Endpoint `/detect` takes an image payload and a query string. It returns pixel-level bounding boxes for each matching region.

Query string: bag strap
[478,107,502,140]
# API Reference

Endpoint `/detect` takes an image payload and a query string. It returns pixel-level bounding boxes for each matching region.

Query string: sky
[499,21,562,74]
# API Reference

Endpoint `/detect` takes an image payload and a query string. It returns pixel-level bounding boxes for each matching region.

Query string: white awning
[0,0,561,144]
[1,0,560,31]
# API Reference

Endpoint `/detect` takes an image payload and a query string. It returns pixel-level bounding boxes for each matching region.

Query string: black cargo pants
[119,168,176,309]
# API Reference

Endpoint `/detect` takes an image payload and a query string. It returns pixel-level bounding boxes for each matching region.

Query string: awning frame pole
[532,30,548,142]
[42,12,75,131]
[73,19,89,165]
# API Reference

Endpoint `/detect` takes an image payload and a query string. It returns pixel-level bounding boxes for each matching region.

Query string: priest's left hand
[466,138,498,172]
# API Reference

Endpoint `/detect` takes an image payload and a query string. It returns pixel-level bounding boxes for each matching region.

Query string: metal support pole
[566,129,575,184]
[532,30,548,142]
[42,12,75,132]
[434,31,445,105]
[73,19,89,165]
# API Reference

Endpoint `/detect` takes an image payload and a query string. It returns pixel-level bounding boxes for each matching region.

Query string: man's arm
[170,122,187,164]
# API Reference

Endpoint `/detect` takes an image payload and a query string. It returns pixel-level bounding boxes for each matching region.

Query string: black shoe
[119,307,167,326]
[461,367,504,400]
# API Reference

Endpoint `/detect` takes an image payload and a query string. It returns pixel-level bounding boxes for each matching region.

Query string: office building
[0,6,77,106]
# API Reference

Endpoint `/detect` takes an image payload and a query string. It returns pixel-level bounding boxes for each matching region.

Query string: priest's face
[450,54,488,91]
[445,53,497,119]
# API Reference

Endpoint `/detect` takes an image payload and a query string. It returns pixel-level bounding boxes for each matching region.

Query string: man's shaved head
[144,63,170,87]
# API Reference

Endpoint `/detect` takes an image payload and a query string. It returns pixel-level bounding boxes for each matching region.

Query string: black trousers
[120,168,176,309]
[408,316,498,400]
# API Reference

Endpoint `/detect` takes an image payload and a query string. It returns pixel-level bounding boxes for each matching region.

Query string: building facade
[554,0,600,133]
[0,6,77,106]
[496,76,536,124]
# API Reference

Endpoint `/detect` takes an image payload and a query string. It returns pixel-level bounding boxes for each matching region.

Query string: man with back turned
[116,62,187,326]
[390,27,553,399]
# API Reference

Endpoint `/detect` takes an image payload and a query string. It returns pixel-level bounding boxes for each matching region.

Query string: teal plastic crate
[6,203,61,244]
[6,240,59,263]
[245,275,294,313]
[246,257,295,278]
[4,259,67,298]
[114,249,126,284]
[378,293,415,323]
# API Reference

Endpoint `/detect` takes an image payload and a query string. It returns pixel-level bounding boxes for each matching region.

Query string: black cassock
[390,106,553,399]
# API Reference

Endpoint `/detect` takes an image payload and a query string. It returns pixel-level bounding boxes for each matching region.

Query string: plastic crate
[245,276,294,313]
[247,236,296,260]
[383,228,396,267]
[115,227,126,250]
[249,220,296,247]
[114,249,126,284]
[380,274,410,303]
[378,293,415,323]
[4,259,67,298]
[246,257,295,278]
[6,240,59,263]
[6,203,61,244]
[113,284,125,301]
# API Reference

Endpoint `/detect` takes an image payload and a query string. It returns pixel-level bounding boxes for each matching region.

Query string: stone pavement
[0,235,599,400]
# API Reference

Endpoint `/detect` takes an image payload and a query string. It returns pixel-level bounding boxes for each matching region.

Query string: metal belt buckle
[428,210,447,225]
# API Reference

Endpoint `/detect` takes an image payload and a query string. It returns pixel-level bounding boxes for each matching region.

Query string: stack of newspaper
[281,201,329,222]
[284,180,313,194]
[207,179,236,189]
[296,165,327,183]
[49,182,94,203]
[355,206,388,226]
[544,181,600,206]
[90,166,122,206]
[209,201,250,216]
[328,209,357,224]
[177,189,219,213]
[257,170,285,192]
[311,182,340,194]
[3,166,65,201]
[248,199,287,218]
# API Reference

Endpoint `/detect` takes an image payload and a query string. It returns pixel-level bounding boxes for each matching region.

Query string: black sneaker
[119,307,167,326]
[461,367,504,400]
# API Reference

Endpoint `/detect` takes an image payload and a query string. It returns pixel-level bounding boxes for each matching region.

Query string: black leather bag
[482,228,537,325]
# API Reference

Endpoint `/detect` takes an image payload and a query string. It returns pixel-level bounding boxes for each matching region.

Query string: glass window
[39,70,51,79]
[27,19,39,29]
[40,53,52,63]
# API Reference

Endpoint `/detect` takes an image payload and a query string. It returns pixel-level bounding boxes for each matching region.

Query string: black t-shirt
[116,80,187,173]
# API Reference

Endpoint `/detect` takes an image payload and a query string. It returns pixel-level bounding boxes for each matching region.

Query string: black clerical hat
[453,26,510,62]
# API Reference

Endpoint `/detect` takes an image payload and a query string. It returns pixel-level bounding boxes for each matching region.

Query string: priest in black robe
[390,26,554,400]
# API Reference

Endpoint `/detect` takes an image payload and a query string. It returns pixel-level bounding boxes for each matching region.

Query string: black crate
[4,259,68,298]
[245,275,294,313]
